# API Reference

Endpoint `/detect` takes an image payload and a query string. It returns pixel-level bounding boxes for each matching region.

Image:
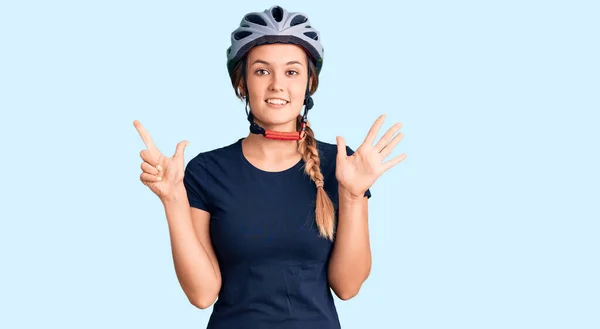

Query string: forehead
[247,44,307,64]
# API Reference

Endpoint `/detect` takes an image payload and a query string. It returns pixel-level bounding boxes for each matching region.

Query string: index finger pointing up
[133,120,158,152]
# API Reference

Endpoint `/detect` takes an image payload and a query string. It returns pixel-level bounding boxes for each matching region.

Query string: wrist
[338,183,364,203]
[161,185,188,206]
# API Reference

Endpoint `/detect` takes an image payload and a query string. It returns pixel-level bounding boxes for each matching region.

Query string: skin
[328,114,406,299]
[132,43,407,306]
[240,43,311,170]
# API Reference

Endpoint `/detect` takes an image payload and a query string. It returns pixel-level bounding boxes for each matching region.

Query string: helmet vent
[234,31,252,40]
[290,15,307,26]
[271,6,284,22]
[304,31,318,40]
[244,14,267,26]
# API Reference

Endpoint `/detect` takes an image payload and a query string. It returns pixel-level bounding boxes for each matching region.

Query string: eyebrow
[251,60,303,66]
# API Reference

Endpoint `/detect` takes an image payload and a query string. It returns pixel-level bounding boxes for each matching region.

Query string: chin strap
[242,56,314,141]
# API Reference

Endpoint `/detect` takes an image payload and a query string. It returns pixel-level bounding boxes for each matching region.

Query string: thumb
[336,136,346,161]
[174,140,189,159]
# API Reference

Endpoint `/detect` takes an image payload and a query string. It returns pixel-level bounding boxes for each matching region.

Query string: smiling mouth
[265,98,289,105]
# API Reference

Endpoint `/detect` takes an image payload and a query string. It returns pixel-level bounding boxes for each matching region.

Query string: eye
[255,69,269,75]
[287,70,299,76]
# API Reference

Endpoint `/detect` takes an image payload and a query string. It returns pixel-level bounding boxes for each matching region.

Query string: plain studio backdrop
[1,1,598,328]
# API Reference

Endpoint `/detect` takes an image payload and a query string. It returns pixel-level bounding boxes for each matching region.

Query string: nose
[268,72,284,92]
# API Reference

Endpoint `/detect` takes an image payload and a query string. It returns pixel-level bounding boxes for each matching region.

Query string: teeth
[266,99,288,105]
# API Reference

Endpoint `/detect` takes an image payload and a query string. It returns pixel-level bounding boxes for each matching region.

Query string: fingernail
[157,176,162,181]
[156,164,162,171]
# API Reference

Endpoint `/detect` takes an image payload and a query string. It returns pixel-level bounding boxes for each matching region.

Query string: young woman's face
[244,43,310,132]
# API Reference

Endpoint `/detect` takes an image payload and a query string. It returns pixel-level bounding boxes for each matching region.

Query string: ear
[308,73,315,92]
[238,81,246,98]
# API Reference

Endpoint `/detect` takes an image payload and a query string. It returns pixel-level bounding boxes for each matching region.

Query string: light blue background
[1,0,598,328]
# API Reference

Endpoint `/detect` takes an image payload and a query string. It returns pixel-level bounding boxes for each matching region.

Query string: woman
[134,5,406,329]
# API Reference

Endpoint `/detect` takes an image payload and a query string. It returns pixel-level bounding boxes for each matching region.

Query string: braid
[296,115,336,241]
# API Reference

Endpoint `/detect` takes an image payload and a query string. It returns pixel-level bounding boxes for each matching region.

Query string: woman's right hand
[134,120,189,201]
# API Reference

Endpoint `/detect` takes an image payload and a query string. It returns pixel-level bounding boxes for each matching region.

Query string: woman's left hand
[335,114,407,199]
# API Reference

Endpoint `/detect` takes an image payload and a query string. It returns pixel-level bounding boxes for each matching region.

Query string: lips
[265,98,289,105]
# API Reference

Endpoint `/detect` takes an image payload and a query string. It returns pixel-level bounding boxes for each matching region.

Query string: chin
[254,111,300,130]
[257,107,301,121]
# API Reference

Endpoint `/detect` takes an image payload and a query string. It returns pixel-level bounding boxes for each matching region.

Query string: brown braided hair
[296,115,336,240]
[230,51,336,241]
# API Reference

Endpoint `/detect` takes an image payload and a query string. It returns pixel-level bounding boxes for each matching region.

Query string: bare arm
[327,184,371,300]
[162,187,222,309]
[133,120,221,309]
[328,115,405,300]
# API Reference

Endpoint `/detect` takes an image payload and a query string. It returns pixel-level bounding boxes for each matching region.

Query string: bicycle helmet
[226,5,324,140]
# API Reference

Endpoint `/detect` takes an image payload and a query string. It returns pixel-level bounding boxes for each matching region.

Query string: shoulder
[186,138,243,169]
[184,138,244,187]
[315,138,337,156]
[183,138,244,210]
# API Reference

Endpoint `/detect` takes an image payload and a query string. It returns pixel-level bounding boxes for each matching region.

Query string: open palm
[336,114,407,198]
[134,120,189,201]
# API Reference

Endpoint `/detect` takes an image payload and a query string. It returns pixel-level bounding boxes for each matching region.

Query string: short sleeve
[345,145,372,199]
[183,155,211,212]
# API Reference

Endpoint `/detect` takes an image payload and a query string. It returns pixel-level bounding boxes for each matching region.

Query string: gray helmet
[226,5,324,76]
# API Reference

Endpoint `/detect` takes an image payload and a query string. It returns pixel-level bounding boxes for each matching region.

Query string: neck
[242,132,300,160]
[244,115,302,158]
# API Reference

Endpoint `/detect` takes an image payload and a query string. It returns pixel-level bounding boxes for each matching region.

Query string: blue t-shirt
[183,137,371,329]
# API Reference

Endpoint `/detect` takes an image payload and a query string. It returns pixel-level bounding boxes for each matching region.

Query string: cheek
[291,83,307,101]
[247,78,263,97]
